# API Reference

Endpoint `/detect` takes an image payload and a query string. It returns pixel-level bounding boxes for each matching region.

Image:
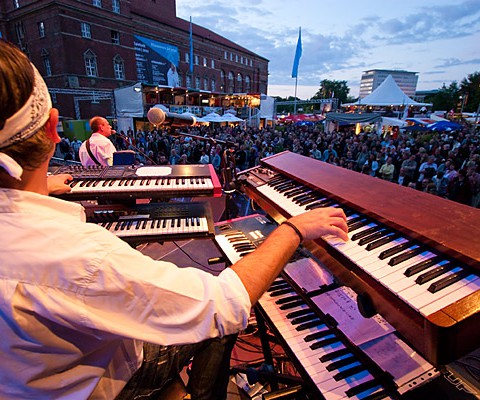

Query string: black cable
[172,241,224,273]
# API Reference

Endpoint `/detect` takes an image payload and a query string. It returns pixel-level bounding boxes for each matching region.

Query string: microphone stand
[115,132,158,165]
[172,127,240,220]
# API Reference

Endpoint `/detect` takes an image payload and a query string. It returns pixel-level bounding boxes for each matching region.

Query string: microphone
[147,107,196,127]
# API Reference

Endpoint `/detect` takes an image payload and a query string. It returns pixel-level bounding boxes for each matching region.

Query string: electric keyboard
[238,151,480,366]
[214,214,445,399]
[86,201,214,245]
[49,164,222,200]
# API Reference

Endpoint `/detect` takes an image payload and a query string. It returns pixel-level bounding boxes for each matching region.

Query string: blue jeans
[115,334,237,400]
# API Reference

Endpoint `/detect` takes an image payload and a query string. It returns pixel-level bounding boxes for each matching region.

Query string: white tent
[201,112,225,123]
[345,75,431,107]
[222,113,244,123]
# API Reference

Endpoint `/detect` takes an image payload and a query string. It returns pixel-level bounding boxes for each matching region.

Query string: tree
[311,79,351,105]
[425,82,460,112]
[460,72,480,113]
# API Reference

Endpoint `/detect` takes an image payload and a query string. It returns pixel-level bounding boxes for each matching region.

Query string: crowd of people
[60,118,480,208]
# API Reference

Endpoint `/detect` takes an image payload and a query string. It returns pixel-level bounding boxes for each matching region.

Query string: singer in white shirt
[78,116,117,166]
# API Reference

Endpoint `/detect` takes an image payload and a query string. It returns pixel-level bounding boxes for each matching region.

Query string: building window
[195,76,200,89]
[112,0,120,13]
[224,51,228,60]
[84,49,97,77]
[194,55,199,65]
[81,22,91,39]
[113,55,125,80]
[38,21,45,38]
[178,73,183,87]
[186,74,192,88]
[228,71,234,93]
[211,79,216,92]
[111,30,120,45]
[245,75,251,92]
[185,52,190,64]
[41,48,51,76]
[13,0,20,8]
[230,53,233,61]
[203,77,208,90]
[203,57,207,67]
[236,73,243,92]
[92,0,102,7]
[235,54,238,63]
[211,59,215,69]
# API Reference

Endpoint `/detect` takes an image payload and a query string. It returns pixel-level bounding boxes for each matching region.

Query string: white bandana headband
[0,63,52,180]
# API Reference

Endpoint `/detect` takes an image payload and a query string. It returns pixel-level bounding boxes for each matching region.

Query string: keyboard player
[0,43,351,399]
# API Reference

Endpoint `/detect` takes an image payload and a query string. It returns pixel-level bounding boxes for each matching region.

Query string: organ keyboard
[86,201,214,245]
[238,151,480,367]
[215,214,445,399]
[49,164,222,201]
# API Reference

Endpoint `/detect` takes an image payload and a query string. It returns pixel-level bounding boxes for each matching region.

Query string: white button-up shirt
[79,132,117,167]
[0,189,250,399]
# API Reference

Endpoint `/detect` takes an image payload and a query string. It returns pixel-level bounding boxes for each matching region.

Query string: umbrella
[201,112,224,123]
[427,120,463,132]
[221,113,244,123]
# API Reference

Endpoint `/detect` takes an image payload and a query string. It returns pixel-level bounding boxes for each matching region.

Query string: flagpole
[291,27,302,116]
[294,76,298,114]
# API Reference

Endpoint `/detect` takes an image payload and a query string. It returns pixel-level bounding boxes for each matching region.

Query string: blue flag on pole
[291,27,302,78]
[189,17,194,74]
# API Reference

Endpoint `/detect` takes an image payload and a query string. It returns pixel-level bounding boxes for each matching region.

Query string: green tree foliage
[460,72,480,113]
[424,81,460,112]
[312,79,351,105]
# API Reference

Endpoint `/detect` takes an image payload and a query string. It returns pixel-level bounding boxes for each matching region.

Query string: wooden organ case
[238,151,479,369]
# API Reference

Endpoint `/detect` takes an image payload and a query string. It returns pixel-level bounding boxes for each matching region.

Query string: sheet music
[311,286,438,394]
[360,333,439,394]
[283,257,335,292]
[311,286,394,346]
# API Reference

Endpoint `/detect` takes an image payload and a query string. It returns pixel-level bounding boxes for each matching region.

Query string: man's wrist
[281,220,303,243]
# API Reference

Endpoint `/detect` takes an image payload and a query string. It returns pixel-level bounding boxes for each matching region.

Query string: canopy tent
[344,75,431,107]
[382,117,407,127]
[325,112,382,124]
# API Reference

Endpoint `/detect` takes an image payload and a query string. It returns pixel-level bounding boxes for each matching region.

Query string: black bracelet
[282,220,304,243]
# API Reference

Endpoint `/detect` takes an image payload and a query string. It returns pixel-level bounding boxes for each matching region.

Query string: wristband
[282,220,304,243]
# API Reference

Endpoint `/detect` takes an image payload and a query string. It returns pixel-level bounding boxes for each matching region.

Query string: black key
[346,216,364,227]
[351,226,378,241]
[345,379,383,398]
[296,319,323,331]
[276,295,302,305]
[366,233,400,251]
[319,347,350,362]
[291,313,318,325]
[267,282,290,292]
[428,269,469,293]
[286,308,313,319]
[348,219,369,232]
[415,262,453,285]
[378,241,411,260]
[358,229,388,246]
[303,329,332,342]
[325,355,357,371]
[270,288,295,297]
[310,336,341,350]
[269,280,288,289]
[279,299,305,310]
[333,363,366,381]
[388,246,424,266]
[404,255,443,277]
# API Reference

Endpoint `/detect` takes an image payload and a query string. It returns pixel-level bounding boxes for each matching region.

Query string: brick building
[0,0,269,120]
